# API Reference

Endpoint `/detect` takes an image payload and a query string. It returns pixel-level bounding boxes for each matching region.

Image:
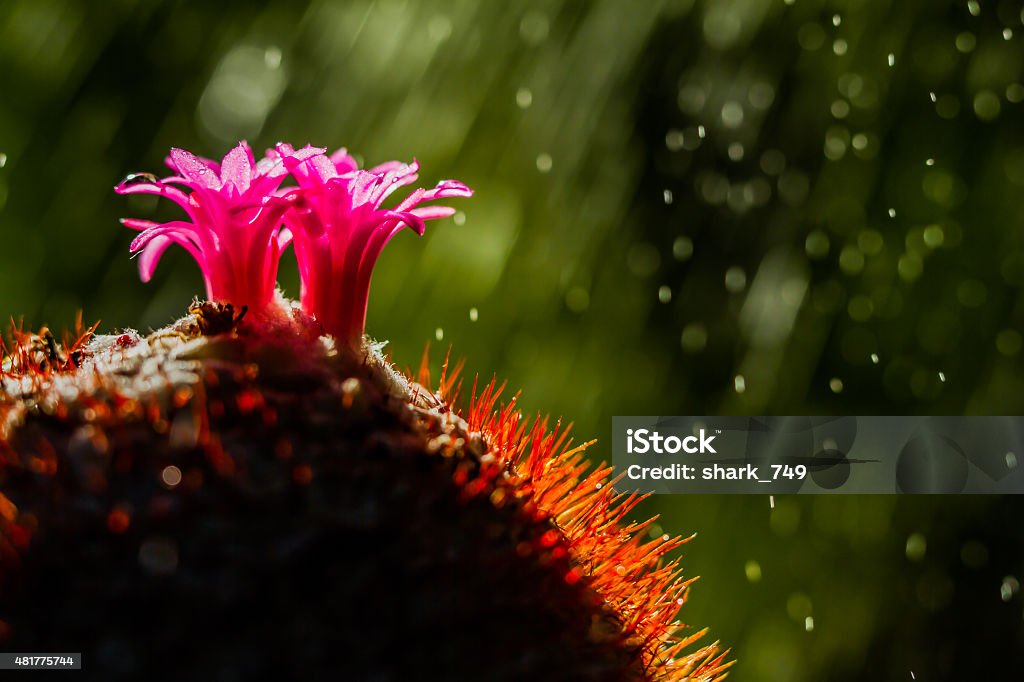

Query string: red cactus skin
[0,312,731,681]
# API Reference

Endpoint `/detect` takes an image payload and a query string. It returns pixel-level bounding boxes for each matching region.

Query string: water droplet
[888,208,896,218]
[831,99,850,118]
[926,158,935,166]
[830,378,844,393]
[468,307,478,322]
[887,53,895,67]
[1004,28,1014,40]
[1007,452,1018,470]
[264,46,282,69]
[721,101,744,128]
[0,152,7,168]
[658,285,673,303]
[122,172,158,186]
[833,39,848,56]
[967,0,980,15]
[672,236,693,261]
[734,374,746,393]
[832,14,841,26]
[663,189,674,204]
[516,87,533,109]
[745,560,762,582]
[805,616,815,632]
[435,327,444,341]
[536,153,553,173]
[929,91,937,103]
[161,465,182,488]
[906,533,927,561]
[956,31,977,53]
[1001,576,1019,602]
[697,125,706,139]
[727,142,745,161]
[938,371,946,382]
[769,495,775,509]
[724,266,747,293]
[453,211,466,226]
[871,353,880,364]
[665,128,685,151]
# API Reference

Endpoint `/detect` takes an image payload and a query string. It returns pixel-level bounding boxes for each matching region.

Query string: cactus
[0,142,729,680]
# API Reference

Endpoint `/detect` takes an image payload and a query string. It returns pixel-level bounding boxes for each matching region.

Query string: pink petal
[136,235,171,282]
[129,221,201,252]
[135,233,204,282]
[219,142,255,195]
[120,218,159,231]
[329,148,359,174]
[169,148,222,190]
[409,206,457,221]
[370,160,405,174]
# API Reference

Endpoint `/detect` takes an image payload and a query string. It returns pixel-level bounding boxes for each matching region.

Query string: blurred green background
[2,0,1024,679]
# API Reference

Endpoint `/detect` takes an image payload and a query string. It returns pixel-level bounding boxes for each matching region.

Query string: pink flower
[116,142,319,310]
[277,144,472,345]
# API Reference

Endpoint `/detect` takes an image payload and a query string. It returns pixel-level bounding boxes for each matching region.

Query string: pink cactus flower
[277,144,472,345]
[116,142,318,311]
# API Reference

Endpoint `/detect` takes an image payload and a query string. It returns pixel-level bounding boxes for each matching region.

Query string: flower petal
[219,142,255,195]
[169,148,222,190]
[329,148,359,174]
[408,206,457,221]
